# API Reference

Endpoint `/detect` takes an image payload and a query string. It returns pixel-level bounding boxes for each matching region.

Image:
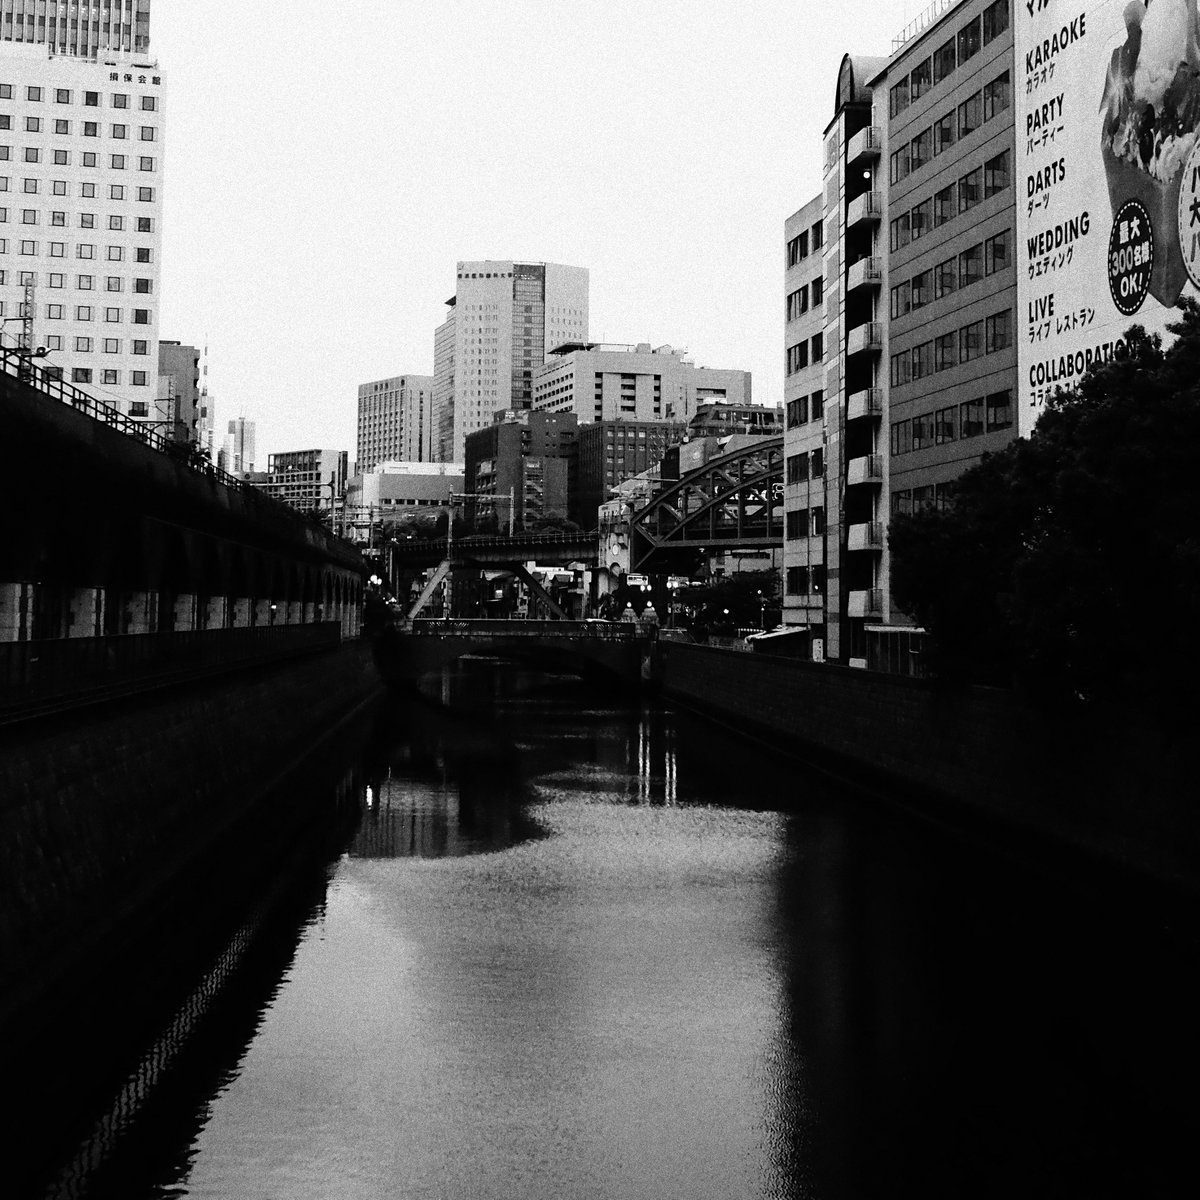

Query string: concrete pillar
[0,582,30,642]
[253,599,272,627]
[204,596,228,630]
[173,594,197,632]
[231,598,252,628]
[69,587,104,638]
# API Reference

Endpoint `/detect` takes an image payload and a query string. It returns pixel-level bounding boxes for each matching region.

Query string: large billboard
[1017,0,1200,434]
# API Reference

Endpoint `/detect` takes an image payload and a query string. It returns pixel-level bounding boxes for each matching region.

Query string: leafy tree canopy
[889,301,1200,707]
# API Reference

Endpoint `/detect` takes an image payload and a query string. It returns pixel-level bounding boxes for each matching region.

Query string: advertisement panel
[1016,0,1200,434]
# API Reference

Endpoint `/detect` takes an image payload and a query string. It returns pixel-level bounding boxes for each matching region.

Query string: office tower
[157,339,199,443]
[357,373,434,471]
[432,260,588,462]
[0,0,164,420]
[220,415,255,474]
[262,449,348,514]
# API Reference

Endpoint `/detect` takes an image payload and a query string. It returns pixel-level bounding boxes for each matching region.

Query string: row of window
[890,389,1014,454]
[785,564,826,596]
[785,447,824,484]
[37,334,152,354]
[786,275,824,322]
[42,305,152,322]
[786,331,824,375]
[0,209,154,235]
[786,219,824,268]
[0,116,157,141]
[0,240,149,260]
[785,389,825,428]
[892,484,954,515]
[0,179,156,209]
[0,146,156,171]
[890,310,1012,385]
[0,85,158,111]
[889,150,1009,251]
[785,506,826,540]
[888,70,1009,185]
[3,271,151,297]
[890,230,1010,318]
[889,0,1009,117]
[48,366,153,386]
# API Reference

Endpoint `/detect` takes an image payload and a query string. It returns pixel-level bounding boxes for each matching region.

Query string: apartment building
[0,3,164,421]
[575,419,685,528]
[357,373,433,471]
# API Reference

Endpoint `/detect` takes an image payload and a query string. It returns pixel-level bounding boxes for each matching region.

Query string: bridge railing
[409,618,644,641]
[0,622,343,722]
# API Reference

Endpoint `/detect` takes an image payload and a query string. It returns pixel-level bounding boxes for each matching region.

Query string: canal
[8,657,1199,1199]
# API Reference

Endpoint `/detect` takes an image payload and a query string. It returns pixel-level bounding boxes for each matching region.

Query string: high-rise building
[157,339,199,443]
[262,449,348,515]
[532,341,752,426]
[357,373,433,470]
[432,260,588,463]
[0,1,164,421]
[220,416,254,475]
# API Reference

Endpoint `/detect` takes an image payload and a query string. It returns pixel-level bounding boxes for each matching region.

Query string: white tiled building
[357,373,434,471]
[0,6,163,421]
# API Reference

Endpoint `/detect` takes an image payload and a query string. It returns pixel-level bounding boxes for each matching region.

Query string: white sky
[154,0,919,463]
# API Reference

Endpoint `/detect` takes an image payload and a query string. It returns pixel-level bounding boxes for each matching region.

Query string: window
[935,405,959,443]
[133,278,151,294]
[933,37,956,84]
[111,124,127,139]
[101,369,119,385]
[911,340,933,380]
[811,390,824,420]
[934,331,957,371]
[911,198,931,240]
[983,71,1010,120]
[934,256,957,300]
[80,213,95,229]
[986,309,1013,353]
[77,274,94,290]
[910,57,932,99]
[786,396,808,428]
[787,453,809,485]
[811,275,823,306]
[18,270,33,285]
[959,242,983,287]
[912,412,936,450]
[138,157,154,172]
[911,268,932,308]
[811,221,822,250]
[27,87,42,102]
[113,94,129,110]
[787,286,809,321]
[959,320,984,362]
[811,331,823,362]
[107,246,123,261]
[984,150,1010,197]
[110,184,125,200]
[811,507,826,535]
[890,147,910,185]
[960,397,985,437]
[892,489,912,515]
[137,187,153,202]
[72,368,92,384]
[103,338,120,354]
[786,510,807,541]
[25,116,41,133]
[139,126,156,142]
[786,231,806,267]
[958,16,982,63]
[46,304,63,319]
[983,0,1010,45]
[83,121,98,137]
[890,77,910,117]
[891,280,912,318]
[135,247,151,263]
[111,154,125,170]
[53,149,68,165]
[76,306,93,321]
[52,179,66,195]
[985,229,1011,274]
[24,148,39,163]
[811,448,824,476]
[22,178,36,193]
[45,336,62,352]
[77,244,94,259]
[932,112,955,157]
[928,185,953,230]
[786,566,808,596]
[49,273,63,287]
[141,96,157,112]
[80,182,95,197]
[133,339,148,354]
[133,309,149,324]
[0,86,9,99]
[0,117,8,131]
[19,240,35,254]
[959,166,982,212]
[986,389,1013,431]
[75,337,92,352]
[891,351,912,387]
[137,216,152,233]
[105,307,121,322]
[84,91,99,107]
[890,212,910,251]
[958,91,982,137]
[56,89,71,104]
[787,340,809,374]
[0,148,9,162]
[109,215,124,230]
[132,371,147,386]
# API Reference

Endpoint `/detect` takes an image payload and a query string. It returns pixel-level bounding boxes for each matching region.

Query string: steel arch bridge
[629,437,784,571]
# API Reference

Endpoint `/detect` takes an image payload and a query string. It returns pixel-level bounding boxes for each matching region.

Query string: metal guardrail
[0,622,343,720]
[409,618,644,641]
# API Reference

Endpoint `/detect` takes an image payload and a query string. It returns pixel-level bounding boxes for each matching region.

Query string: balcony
[846,454,883,486]
[846,256,882,295]
[847,126,882,168]
[846,321,883,358]
[846,190,883,229]
[847,521,884,552]
[847,588,883,619]
[846,387,883,421]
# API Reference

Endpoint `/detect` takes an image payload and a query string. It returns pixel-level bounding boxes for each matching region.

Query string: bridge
[373,618,657,687]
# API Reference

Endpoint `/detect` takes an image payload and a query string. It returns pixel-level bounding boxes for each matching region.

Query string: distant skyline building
[357,373,433,471]
[262,448,348,514]
[157,339,199,443]
[0,0,165,422]
[532,341,752,427]
[432,260,588,463]
[219,415,254,474]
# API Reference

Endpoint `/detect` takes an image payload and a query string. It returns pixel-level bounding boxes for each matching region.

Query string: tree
[889,305,1200,708]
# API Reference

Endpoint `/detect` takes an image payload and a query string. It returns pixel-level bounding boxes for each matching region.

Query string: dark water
[8,658,1199,1199]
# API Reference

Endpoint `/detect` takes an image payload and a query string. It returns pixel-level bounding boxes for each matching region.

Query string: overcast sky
[155,0,919,463]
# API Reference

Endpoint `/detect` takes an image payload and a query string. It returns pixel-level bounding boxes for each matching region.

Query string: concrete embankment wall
[660,642,1196,893]
[0,640,384,1026]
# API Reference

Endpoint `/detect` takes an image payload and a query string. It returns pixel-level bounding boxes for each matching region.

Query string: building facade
[262,448,349,515]
[157,338,198,443]
[219,415,254,474]
[0,5,164,421]
[343,461,464,543]
[357,373,433,471]
[432,260,588,463]
[576,419,685,528]
[532,341,751,426]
